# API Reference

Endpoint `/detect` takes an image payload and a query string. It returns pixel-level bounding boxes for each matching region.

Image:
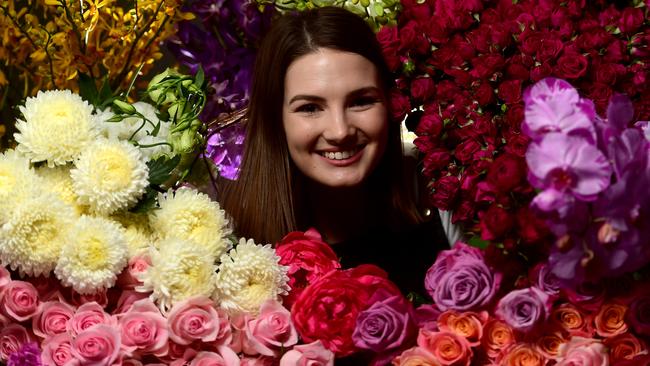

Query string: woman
[219,6,454,295]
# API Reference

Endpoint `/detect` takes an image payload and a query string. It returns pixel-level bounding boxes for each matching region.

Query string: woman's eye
[295,103,322,114]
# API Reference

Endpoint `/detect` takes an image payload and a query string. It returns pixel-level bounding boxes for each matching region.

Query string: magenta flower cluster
[523,77,650,286]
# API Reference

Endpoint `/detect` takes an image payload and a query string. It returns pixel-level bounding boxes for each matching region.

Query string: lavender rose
[352,294,416,353]
[496,287,551,333]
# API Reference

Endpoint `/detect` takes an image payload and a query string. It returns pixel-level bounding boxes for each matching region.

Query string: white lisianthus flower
[214,238,290,314]
[0,150,39,223]
[15,90,98,166]
[149,188,232,260]
[97,102,172,159]
[138,237,218,311]
[0,191,76,277]
[36,165,86,216]
[55,215,128,294]
[71,139,149,215]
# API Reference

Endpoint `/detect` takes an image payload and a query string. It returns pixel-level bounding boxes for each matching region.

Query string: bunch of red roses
[378,0,650,251]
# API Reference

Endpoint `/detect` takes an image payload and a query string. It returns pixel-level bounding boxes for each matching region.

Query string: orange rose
[551,303,594,337]
[437,310,488,346]
[393,346,442,366]
[536,331,567,360]
[498,343,546,366]
[604,333,647,364]
[481,319,516,359]
[594,302,628,337]
[417,330,472,366]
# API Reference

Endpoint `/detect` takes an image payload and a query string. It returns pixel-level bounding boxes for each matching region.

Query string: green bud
[360,0,370,7]
[113,99,137,115]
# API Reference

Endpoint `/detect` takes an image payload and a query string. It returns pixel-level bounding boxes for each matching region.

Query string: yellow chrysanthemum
[55,215,128,294]
[36,165,87,216]
[149,188,232,259]
[0,191,76,277]
[71,139,149,215]
[138,237,218,311]
[0,150,40,223]
[15,90,98,167]
[214,238,290,314]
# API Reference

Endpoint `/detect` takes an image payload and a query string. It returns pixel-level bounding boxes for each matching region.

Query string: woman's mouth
[317,146,364,166]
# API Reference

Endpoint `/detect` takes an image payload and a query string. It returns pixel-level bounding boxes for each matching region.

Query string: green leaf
[98,76,113,103]
[151,120,161,136]
[113,99,137,114]
[105,114,125,123]
[147,155,181,185]
[194,65,205,89]
[78,73,99,106]
[130,187,158,213]
[468,236,490,249]
[406,292,430,307]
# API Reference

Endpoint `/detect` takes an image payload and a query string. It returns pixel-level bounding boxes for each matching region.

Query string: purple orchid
[523,78,597,143]
[206,121,246,179]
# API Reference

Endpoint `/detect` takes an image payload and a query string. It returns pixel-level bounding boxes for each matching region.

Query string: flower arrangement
[379,0,650,255]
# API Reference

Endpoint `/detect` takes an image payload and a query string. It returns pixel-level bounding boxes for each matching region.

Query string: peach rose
[557,337,608,366]
[417,330,472,366]
[437,310,488,346]
[0,324,35,361]
[67,302,117,337]
[594,302,628,337]
[168,296,230,346]
[279,340,335,366]
[550,303,594,337]
[189,347,240,366]
[0,280,41,322]
[392,346,441,366]
[481,319,515,359]
[535,331,566,360]
[118,298,169,357]
[32,301,76,338]
[498,343,546,366]
[604,333,647,364]
[41,333,77,366]
[70,324,121,365]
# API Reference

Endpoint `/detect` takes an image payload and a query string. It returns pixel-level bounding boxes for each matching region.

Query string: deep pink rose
[276,228,340,307]
[430,175,460,210]
[454,139,481,164]
[486,154,525,193]
[390,90,411,122]
[619,7,644,34]
[118,298,169,357]
[376,25,399,51]
[411,78,436,101]
[189,348,239,366]
[416,113,444,138]
[479,204,515,241]
[495,287,551,333]
[70,324,121,366]
[68,302,117,337]
[421,149,452,177]
[41,333,78,366]
[279,340,334,366]
[417,330,472,366]
[0,280,40,322]
[245,300,297,357]
[32,301,75,338]
[557,337,608,366]
[0,324,35,362]
[168,296,230,346]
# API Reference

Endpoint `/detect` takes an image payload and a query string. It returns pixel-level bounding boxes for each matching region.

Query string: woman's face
[282,48,389,188]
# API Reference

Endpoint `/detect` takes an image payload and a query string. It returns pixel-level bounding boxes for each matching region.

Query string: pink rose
[417,329,472,366]
[240,356,274,366]
[117,254,152,289]
[123,360,144,366]
[0,324,35,361]
[557,337,608,366]
[71,324,121,366]
[70,288,108,308]
[114,290,150,314]
[245,300,298,357]
[279,340,334,366]
[118,298,169,357]
[68,302,117,337]
[41,333,78,366]
[33,301,76,338]
[168,296,230,346]
[0,280,41,321]
[0,267,10,289]
[189,348,240,366]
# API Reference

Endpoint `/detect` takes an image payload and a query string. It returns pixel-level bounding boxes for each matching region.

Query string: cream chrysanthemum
[214,238,290,314]
[0,150,40,223]
[138,237,217,311]
[71,139,149,215]
[0,191,76,277]
[54,215,128,294]
[36,165,87,216]
[149,188,232,259]
[15,90,98,167]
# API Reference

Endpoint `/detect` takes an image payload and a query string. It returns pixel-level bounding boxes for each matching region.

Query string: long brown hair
[219,6,422,244]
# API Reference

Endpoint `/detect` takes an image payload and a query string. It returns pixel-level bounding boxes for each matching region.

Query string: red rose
[530,63,553,82]
[422,148,451,177]
[486,154,525,193]
[594,63,623,85]
[470,54,505,79]
[506,61,530,81]
[516,207,549,244]
[554,51,588,79]
[276,228,341,308]
[416,113,444,138]
[619,8,644,34]
[291,265,400,357]
[605,40,626,63]
[430,175,460,210]
[503,132,530,157]
[520,29,544,56]
[479,204,515,241]
[377,25,399,50]
[389,90,410,122]
[454,139,481,164]
[536,35,564,62]
[425,18,449,45]
[436,80,461,100]
[451,199,475,224]
[411,78,436,101]
[474,82,495,105]
[587,82,613,113]
[399,21,428,55]
[498,80,522,104]
[631,33,650,59]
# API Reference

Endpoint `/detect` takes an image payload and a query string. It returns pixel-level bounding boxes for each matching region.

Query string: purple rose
[495,287,551,333]
[352,294,416,354]
[425,243,501,312]
[532,263,561,298]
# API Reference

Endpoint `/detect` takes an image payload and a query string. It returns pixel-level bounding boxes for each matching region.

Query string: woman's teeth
[321,148,358,160]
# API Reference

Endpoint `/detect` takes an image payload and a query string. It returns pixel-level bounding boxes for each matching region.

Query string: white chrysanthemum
[36,165,86,216]
[214,238,290,314]
[71,139,149,215]
[111,211,153,257]
[150,188,232,259]
[0,191,76,277]
[0,150,40,223]
[15,90,98,166]
[139,237,217,311]
[97,102,172,159]
[55,215,128,294]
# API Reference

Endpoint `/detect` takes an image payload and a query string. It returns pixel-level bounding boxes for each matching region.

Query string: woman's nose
[323,109,355,143]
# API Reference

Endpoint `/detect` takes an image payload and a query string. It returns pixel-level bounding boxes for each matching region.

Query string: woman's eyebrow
[288,94,326,105]
[347,86,382,98]
[288,86,382,105]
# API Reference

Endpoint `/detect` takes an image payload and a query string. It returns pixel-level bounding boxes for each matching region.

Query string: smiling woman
[218,6,450,297]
